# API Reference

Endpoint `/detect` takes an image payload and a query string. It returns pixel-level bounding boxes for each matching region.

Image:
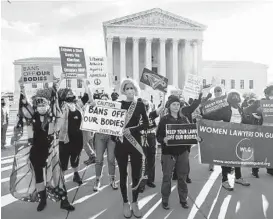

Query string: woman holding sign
[156,95,190,210]
[114,78,148,218]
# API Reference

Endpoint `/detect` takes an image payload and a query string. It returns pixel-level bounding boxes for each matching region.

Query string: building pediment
[103,8,206,30]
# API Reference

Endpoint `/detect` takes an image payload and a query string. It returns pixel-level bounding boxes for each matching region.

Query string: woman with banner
[10,77,75,212]
[156,95,190,210]
[113,78,149,218]
[58,79,94,186]
[93,93,118,192]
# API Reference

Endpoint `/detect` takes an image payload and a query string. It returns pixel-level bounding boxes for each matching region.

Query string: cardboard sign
[166,124,198,146]
[21,64,53,84]
[260,100,273,126]
[140,68,168,93]
[80,100,126,136]
[87,56,110,92]
[183,74,203,99]
[197,119,273,168]
[59,46,87,78]
[201,95,229,115]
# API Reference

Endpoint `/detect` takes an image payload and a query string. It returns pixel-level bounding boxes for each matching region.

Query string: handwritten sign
[166,124,198,146]
[80,100,126,136]
[140,68,168,93]
[21,64,53,84]
[183,74,203,99]
[87,56,109,92]
[201,95,229,115]
[59,46,87,78]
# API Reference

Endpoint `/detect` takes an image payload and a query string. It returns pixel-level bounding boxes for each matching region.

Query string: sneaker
[73,172,83,185]
[123,202,132,218]
[222,181,234,191]
[235,178,250,186]
[84,156,96,165]
[162,202,170,210]
[93,179,101,192]
[186,177,192,184]
[147,182,156,188]
[252,172,259,178]
[181,201,189,209]
[132,202,142,218]
[60,198,75,211]
[110,179,118,190]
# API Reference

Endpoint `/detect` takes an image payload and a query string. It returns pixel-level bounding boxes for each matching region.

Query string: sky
[1,0,273,92]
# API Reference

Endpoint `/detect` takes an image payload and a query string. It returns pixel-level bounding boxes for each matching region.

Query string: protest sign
[80,100,126,136]
[183,74,203,99]
[140,68,168,93]
[170,89,183,97]
[87,56,110,93]
[166,124,198,146]
[197,119,273,168]
[260,100,273,126]
[59,46,87,78]
[21,64,53,84]
[201,95,229,115]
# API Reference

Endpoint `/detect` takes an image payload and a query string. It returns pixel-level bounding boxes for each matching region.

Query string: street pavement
[1,111,273,219]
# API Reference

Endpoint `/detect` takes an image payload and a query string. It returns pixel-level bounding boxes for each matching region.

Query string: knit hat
[166,95,180,108]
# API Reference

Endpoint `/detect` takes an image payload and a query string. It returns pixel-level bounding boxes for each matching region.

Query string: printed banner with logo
[80,100,126,136]
[59,46,87,78]
[201,95,229,115]
[166,124,198,146]
[183,74,203,99]
[260,100,273,126]
[87,56,110,93]
[197,119,273,168]
[21,64,53,84]
[140,68,168,93]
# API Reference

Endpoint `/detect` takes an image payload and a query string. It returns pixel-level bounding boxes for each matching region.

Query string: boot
[60,198,75,211]
[73,172,83,185]
[37,190,47,212]
[132,202,142,218]
[110,177,118,190]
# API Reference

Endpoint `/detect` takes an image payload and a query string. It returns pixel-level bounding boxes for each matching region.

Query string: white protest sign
[183,74,203,99]
[21,64,53,84]
[80,100,126,136]
[170,89,183,97]
[87,56,110,93]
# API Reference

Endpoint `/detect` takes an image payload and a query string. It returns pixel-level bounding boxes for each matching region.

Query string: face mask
[37,106,48,115]
[66,96,76,102]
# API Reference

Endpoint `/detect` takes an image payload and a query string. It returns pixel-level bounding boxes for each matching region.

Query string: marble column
[183,39,191,88]
[172,38,179,88]
[145,38,152,70]
[120,37,126,80]
[191,40,197,74]
[197,39,203,75]
[133,37,139,82]
[160,38,166,77]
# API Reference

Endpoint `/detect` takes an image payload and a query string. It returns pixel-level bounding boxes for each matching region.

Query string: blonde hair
[120,78,141,97]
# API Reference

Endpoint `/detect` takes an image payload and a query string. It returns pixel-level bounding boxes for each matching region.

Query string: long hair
[120,78,141,97]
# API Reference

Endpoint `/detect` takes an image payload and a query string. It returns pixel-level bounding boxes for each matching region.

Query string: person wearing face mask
[93,93,118,192]
[156,95,190,210]
[10,78,75,212]
[113,78,149,218]
[58,79,94,186]
[1,98,9,150]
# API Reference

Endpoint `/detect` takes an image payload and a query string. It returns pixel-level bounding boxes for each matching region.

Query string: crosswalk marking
[207,184,222,219]
[139,193,158,209]
[262,194,269,218]
[164,209,174,219]
[218,195,231,219]
[89,208,107,219]
[1,158,14,165]
[187,166,221,219]
[235,201,240,213]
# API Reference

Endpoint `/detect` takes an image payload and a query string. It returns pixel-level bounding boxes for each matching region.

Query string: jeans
[161,151,189,203]
[1,124,8,147]
[94,133,116,178]
[82,131,95,158]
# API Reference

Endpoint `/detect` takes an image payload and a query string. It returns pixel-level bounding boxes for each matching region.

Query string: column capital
[106,36,114,42]
[160,38,167,43]
[119,37,127,43]
[197,39,204,45]
[133,37,139,43]
[184,39,192,44]
[145,37,153,43]
[172,38,180,44]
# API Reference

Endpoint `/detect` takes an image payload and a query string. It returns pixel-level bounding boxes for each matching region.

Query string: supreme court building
[103,8,206,93]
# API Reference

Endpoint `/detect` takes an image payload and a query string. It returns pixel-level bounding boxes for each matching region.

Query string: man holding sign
[156,95,190,210]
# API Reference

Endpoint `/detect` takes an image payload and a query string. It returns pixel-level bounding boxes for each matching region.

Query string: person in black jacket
[157,95,190,210]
